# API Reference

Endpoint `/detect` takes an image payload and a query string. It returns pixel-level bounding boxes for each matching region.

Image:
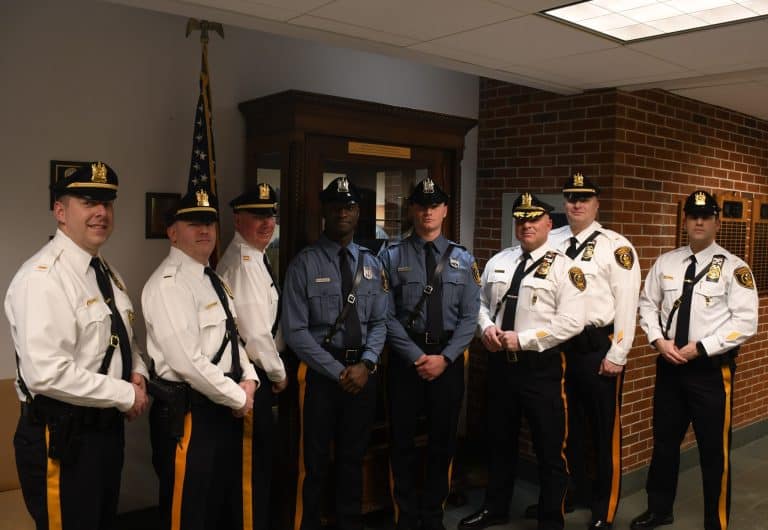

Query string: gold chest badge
[534,252,556,279]
[581,240,596,261]
[706,255,725,282]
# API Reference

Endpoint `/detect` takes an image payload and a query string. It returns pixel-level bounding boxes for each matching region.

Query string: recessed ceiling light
[543,0,767,42]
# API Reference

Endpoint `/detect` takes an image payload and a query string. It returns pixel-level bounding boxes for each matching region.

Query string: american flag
[187,47,217,201]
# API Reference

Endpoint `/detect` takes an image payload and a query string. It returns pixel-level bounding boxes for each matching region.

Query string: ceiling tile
[410,15,617,65]
[290,15,418,46]
[307,0,524,41]
[508,47,692,87]
[672,81,768,120]
[630,18,768,72]
[179,0,307,20]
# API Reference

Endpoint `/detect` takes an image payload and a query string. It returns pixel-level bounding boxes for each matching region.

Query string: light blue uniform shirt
[379,234,480,363]
[282,234,388,381]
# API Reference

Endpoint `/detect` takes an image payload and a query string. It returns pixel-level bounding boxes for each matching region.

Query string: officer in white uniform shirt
[218,183,287,530]
[543,172,640,529]
[5,162,149,530]
[633,190,758,530]
[459,192,585,530]
[142,186,258,530]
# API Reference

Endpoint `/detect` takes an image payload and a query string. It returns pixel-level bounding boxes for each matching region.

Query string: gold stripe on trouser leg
[294,363,308,530]
[171,412,193,530]
[718,365,733,530]
[559,352,569,516]
[606,375,622,522]
[45,426,62,530]
[388,462,399,523]
[242,409,254,530]
[441,349,468,511]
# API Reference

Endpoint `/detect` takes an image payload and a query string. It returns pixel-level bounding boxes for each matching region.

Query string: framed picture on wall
[49,160,91,209]
[145,192,180,239]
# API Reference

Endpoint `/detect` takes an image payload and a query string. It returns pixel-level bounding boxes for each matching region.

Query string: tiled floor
[365,435,768,530]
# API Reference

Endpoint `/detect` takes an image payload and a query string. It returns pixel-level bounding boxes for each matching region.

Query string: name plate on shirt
[315,277,331,283]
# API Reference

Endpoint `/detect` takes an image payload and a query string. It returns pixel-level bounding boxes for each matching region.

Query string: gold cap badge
[259,183,270,200]
[91,162,107,184]
[337,177,350,193]
[521,193,532,208]
[695,191,706,206]
[423,178,435,194]
[196,189,210,207]
[573,173,584,187]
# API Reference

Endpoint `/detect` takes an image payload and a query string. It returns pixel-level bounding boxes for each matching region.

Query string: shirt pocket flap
[198,301,226,329]
[76,299,111,327]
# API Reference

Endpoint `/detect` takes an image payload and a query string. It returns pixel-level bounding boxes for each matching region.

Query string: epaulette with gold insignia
[534,251,556,279]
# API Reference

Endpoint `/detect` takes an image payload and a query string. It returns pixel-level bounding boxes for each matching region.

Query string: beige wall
[0,0,478,510]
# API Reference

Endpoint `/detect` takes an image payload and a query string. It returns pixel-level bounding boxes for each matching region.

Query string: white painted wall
[0,0,478,510]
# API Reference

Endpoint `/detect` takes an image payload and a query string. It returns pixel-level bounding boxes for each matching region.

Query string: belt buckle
[505,350,518,363]
[424,332,439,345]
[344,349,358,364]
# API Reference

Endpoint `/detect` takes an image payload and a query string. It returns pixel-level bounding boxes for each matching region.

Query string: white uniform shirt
[549,221,641,365]
[218,232,286,383]
[142,246,257,410]
[4,229,147,411]
[639,242,758,356]
[478,244,585,352]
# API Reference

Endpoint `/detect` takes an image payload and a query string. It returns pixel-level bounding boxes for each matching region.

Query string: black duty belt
[495,348,560,369]
[322,345,364,365]
[24,395,121,429]
[154,374,239,408]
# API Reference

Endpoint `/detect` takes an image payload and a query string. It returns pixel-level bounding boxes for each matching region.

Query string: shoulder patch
[614,246,635,270]
[471,261,481,286]
[734,266,755,289]
[569,267,587,291]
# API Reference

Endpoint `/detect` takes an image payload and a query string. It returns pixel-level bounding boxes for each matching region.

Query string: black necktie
[674,256,697,348]
[424,242,444,338]
[263,253,281,337]
[204,266,242,380]
[500,252,530,331]
[339,248,362,348]
[90,257,131,380]
[566,237,579,259]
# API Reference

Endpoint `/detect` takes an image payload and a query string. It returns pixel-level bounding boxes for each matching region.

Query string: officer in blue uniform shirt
[379,178,480,530]
[282,176,388,530]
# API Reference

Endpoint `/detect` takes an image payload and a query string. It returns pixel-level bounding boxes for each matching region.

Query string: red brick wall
[473,77,768,473]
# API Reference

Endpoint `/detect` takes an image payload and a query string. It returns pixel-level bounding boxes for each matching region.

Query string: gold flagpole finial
[185,19,224,44]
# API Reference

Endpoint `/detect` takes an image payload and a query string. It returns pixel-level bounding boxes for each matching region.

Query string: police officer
[633,190,758,530]
[282,177,388,530]
[379,178,480,530]
[218,183,288,530]
[5,162,149,530]
[459,193,585,530]
[142,187,258,530]
[542,173,640,529]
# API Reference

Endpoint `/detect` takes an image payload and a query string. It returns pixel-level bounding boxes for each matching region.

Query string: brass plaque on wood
[348,141,411,159]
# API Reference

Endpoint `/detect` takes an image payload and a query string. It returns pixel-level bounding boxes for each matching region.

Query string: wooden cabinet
[238,90,476,528]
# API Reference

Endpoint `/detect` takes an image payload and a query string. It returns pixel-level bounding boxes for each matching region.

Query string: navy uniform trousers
[387,335,465,529]
[150,394,245,530]
[294,361,378,530]
[14,404,124,530]
[564,325,623,523]
[246,365,276,530]
[484,350,569,530]
[645,353,736,530]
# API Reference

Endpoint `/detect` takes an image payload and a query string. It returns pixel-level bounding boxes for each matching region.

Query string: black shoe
[457,509,509,529]
[629,510,673,530]
[588,520,612,529]
[523,502,575,519]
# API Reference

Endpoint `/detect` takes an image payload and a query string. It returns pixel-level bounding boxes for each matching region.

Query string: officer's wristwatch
[361,359,377,374]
